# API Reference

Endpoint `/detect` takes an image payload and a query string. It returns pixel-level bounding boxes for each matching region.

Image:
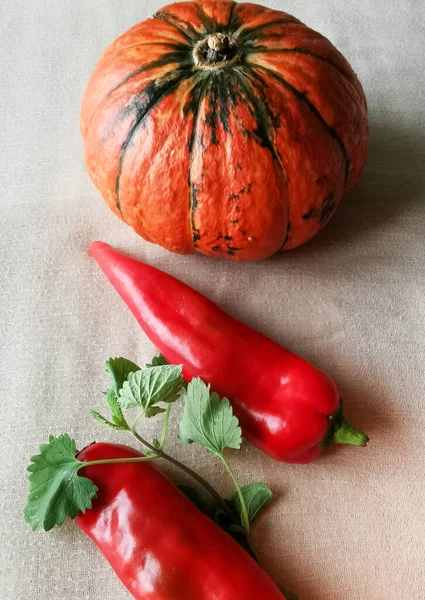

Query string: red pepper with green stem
[90,241,368,464]
[25,361,288,598]
[75,442,286,600]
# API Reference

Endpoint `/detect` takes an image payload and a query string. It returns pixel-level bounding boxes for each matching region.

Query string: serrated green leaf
[147,355,190,390]
[178,485,257,561]
[105,357,141,396]
[147,355,189,390]
[146,354,169,368]
[105,389,129,429]
[90,410,123,430]
[24,434,97,532]
[232,482,275,524]
[179,378,242,456]
[91,388,129,431]
[119,365,184,411]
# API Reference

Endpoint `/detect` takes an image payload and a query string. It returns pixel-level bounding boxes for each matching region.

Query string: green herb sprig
[25,356,275,544]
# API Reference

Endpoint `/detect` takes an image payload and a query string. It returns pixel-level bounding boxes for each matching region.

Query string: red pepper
[76,442,286,599]
[90,242,368,463]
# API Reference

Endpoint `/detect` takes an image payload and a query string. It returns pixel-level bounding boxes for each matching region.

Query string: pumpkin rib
[251,64,350,184]
[249,47,355,88]
[187,74,212,249]
[235,68,282,164]
[249,46,365,112]
[235,19,305,42]
[197,0,238,29]
[105,48,193,100]
[107,41,191,60]
[203,69,233,144]
[115,78,196,253]
[115,69,194,217]
[234,67,290,247]
[85,48,193,135]
[186,68,289,260]
[154,10,200,42]
[194,2,216,34]
[225,1,239,31]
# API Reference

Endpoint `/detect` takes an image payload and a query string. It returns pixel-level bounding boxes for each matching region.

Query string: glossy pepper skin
[75,443,286,600]
[90,241,367,463]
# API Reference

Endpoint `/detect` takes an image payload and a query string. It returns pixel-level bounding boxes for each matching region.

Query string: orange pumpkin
[81,0,368,261]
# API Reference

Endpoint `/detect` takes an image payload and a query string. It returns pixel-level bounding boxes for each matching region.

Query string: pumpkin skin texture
[81,0,368,261]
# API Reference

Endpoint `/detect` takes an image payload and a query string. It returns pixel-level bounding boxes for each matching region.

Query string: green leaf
[146,354,169,368]
[24,434,97,532]
[179,378,242,457]
[90,410,123,430]
[119,365,184,411]
[178,485,258,562]
[147,355,189,390]
[90,389,129,431]
[105,389,129,429]
[105,357,141,396]
[178,485,218,520]
[147,355,190,389]
[232,483,275,524]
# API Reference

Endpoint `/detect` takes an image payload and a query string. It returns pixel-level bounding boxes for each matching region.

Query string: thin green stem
[129,429,230,515]
[219,455,250,534]
[130,409,146,434]
[77,455,158,471]
[130,429,163,456]
[159,404,172,450]
[162,452,229,511]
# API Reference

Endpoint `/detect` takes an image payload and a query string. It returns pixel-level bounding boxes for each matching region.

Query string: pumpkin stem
[194,34,239,69]
[207,33,230,53]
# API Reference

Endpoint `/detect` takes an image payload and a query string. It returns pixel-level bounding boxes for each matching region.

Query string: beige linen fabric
[1,1,425,598]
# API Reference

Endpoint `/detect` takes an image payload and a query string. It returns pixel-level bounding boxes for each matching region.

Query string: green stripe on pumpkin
[185,73,212,247]
[115,69,193,216]
[235,19,305,43]
[252,64,351,183]
[154,10,200,42]
[249,46,353,85]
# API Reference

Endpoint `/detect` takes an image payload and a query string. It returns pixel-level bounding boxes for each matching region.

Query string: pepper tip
[89,240,109,258]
